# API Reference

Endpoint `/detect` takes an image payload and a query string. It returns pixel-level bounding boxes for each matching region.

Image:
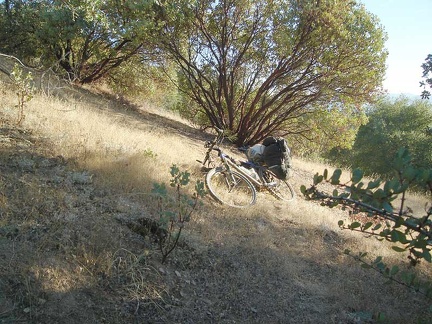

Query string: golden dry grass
[1,80,431,323]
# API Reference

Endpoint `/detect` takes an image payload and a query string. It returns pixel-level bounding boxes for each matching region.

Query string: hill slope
[0,81,431,323]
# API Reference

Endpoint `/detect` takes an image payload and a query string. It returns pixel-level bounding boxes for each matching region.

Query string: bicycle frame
[221,154,276,190]
[198,130,274,190]
[198,128,295,205]
[196,128,225,170]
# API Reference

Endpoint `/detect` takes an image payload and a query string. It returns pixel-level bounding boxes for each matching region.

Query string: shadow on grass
[0,96,431,323]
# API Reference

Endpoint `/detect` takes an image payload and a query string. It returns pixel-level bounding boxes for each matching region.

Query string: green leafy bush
[151,165,206,263]
[328,97,432,179]
[10,64,34,125]
[302,148,432,296]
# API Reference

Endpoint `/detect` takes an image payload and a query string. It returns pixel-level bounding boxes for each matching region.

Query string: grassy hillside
[0,80,431,323]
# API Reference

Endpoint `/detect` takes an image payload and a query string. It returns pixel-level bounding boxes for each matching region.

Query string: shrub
[302,148,432,296]
[151,165,206,263]
[10,64,34,125]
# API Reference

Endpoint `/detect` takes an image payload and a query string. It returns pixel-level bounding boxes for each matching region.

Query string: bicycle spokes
[205,169,256,208]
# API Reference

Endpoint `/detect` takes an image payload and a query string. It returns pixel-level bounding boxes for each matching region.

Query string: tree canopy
[1,0,388,147]
[421,54,432,99]
[155,0,388,145]
[349,97,432,177]
[293,105,368,157]
[0,0,156,83]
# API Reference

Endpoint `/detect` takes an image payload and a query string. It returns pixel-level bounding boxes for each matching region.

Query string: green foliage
[302,148,432,296]
[421,54,432,99]
[328,97,432,178]
[142,149,157,159]
[10,64,34,125]
[292,105,368,158]
[106,56,181,110]
[151,165,206,263]
[156,0,387,145]
[0,1,41,62]
[344,249,432,298]
[174,94,209,127]
[1,0,159,83]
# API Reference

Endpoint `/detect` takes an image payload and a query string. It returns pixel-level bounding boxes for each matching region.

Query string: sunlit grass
[0,80,431,322]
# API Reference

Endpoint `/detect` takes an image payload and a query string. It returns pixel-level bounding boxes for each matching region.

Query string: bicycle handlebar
[198,126,226,167]
[238,146,248,152]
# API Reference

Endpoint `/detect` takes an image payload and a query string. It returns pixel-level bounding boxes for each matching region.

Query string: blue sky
[360,0,432,95]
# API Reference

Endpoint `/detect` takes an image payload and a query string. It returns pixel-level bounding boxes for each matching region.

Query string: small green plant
[10,64,34,125]
[142,148,157,159]
[302,148,432,297]
[151,165,206,263]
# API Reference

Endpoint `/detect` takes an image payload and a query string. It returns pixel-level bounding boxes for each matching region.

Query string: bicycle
[197,128,295,208]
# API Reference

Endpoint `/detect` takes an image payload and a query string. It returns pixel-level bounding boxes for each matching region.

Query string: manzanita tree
[302,148,432,296]
[155,0,387,145]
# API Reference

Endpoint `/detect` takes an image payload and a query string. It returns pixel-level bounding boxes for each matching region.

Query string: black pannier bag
[262,136,292,180]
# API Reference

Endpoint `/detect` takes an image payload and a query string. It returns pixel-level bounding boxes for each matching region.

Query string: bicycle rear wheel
[206,167,257,208]
[260,169,295,202]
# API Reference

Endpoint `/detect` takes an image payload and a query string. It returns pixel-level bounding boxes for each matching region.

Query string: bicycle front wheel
[205,168,257,208]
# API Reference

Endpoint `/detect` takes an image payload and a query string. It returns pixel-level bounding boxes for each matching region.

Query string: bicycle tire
[205,167,257,208]
[260,169,295,202]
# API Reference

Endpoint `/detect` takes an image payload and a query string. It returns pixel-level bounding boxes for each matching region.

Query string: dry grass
[0,80,431,323]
